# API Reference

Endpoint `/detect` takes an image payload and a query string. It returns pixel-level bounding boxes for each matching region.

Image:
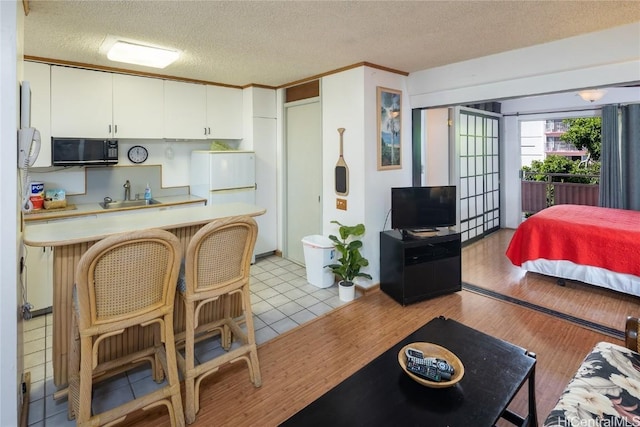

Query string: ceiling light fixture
[106,40,179,69]
[578,89,606,103]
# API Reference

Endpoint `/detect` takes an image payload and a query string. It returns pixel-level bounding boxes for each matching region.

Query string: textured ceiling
[23,1,640,88]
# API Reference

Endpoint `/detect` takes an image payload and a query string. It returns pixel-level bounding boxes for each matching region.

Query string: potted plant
[326,220,372,301]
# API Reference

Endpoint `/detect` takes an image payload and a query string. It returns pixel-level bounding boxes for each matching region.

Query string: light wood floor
[121,229,638,427]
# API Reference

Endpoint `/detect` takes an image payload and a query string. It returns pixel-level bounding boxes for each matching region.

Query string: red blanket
[506,205,640,277]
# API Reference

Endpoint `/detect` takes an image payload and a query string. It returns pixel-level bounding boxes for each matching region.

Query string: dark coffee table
[281,316,537,427]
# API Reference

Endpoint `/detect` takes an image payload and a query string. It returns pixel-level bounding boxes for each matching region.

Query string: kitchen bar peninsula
[23,202,266,388]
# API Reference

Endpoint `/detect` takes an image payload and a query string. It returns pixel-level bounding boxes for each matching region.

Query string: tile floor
[24,255,358,426]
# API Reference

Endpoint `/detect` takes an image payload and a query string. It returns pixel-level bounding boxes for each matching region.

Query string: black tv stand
[380,229,461,305]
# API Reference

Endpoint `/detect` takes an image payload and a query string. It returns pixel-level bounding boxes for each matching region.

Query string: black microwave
[51,138,118,166]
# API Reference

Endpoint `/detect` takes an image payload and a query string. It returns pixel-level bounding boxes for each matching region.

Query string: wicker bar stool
[175,216,262,424]
[68,228,185,427]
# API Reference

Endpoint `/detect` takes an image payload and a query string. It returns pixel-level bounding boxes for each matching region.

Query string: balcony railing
[521,172,600,215]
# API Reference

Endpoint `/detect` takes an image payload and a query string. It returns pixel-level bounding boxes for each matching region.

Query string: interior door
[285,98,322,265]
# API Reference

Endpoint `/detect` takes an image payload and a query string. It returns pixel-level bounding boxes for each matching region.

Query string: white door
[285,98,322,265]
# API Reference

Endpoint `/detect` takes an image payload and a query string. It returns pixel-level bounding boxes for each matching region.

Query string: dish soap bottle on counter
[144,183,152,201]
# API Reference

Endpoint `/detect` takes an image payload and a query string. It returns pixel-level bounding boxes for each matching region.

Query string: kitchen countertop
[24,202,266,247]
[23,194,207,222]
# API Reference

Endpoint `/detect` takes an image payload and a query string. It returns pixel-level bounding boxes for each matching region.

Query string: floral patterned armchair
[544,316,640,427]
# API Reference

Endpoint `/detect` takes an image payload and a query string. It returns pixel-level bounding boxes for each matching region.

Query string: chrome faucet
[123,180,131,201]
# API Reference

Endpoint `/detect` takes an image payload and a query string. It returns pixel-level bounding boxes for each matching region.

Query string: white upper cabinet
[52,67,165,139]
[24,61,52,167]
[252,87,277,119]
[51,66,113,138]
[163,80,207,140]
[112,74,164,139]
[48,67,243,141]
[206,85,243,139]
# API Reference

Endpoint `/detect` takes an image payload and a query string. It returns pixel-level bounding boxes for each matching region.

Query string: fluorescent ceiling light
[578,89,606,103]
[106,41,179,69]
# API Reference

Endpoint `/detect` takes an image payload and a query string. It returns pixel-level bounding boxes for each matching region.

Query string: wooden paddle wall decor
[335,128,349,196]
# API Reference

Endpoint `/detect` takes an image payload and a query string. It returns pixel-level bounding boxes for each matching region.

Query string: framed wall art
[377,86,402,170]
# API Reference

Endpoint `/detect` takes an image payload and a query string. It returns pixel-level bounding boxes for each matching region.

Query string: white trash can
[301,235,336,288]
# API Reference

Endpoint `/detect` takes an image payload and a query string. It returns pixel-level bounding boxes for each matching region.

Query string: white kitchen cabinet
[206,85,243,139]
[252,117,277,255]
[112,74,164,139]
[24,61,52,167]
[252,87,277,118]
[24,244,53,312]
[51,66,113,138]
[163,80,207,140]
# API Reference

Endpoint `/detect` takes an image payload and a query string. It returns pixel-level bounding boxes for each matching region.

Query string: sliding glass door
[457,109,500,243]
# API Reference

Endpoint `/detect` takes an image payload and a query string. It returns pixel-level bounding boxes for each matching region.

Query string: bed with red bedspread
[506,204,640,296]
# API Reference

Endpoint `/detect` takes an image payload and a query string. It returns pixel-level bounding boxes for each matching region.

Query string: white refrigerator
[190,150,256,205]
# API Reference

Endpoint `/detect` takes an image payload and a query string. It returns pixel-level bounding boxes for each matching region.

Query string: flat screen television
[391,186,457,232]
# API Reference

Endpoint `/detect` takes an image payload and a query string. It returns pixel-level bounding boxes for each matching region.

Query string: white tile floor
[24,255,358,426]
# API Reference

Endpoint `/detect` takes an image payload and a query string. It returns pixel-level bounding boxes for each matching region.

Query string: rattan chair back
[184,215,257,297]
[70,228,185,427]
[75,231,180,330]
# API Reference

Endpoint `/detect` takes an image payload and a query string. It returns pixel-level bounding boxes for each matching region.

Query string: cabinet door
[24,62,52,167]
[163,80,207,140]
[113,74,164,139]
[252,87,276,118]
[25,245,53,311]
[253,117,277,255]
[206,85,243,139]
[51,66,113,138]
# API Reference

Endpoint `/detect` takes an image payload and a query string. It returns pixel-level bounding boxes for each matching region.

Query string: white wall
[321,68,367,258]
[320,66,412,288]
[1,1,21,425]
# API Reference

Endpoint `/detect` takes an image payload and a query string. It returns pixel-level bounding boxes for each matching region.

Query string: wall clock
[128,145,148,164]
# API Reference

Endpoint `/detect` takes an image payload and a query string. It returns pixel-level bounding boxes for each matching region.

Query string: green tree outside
[560,117,602,161]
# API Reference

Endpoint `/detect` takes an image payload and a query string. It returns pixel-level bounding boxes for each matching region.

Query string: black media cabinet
[380,229,461,305]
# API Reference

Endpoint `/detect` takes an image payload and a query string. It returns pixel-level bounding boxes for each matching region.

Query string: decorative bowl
[397,342,464,388]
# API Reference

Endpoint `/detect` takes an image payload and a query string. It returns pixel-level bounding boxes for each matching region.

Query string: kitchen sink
[99,199,162,209]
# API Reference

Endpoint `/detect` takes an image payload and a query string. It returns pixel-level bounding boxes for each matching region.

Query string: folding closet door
[458,109,500,243]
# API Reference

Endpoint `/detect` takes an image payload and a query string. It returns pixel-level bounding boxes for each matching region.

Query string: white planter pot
[338,281,355,302]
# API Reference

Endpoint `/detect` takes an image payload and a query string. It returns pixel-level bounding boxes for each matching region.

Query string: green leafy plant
[560,117,602,161]
[325,221,372,285]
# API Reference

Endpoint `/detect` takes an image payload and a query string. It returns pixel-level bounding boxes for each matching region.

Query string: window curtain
[599,103,640,210]
[599,105,621,208]
[621,104,640,210]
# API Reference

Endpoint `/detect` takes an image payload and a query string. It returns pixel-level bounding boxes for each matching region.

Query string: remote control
[431,358,455,376]
[405,348,424,359]
[406,359,441,382]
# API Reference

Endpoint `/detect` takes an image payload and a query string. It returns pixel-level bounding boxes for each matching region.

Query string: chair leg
[249,345,262,387]
[68,312,80,420]
[162,315,185,427]
[77,336,94,423]
[242,286,262,387]
[183,299,198,424]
